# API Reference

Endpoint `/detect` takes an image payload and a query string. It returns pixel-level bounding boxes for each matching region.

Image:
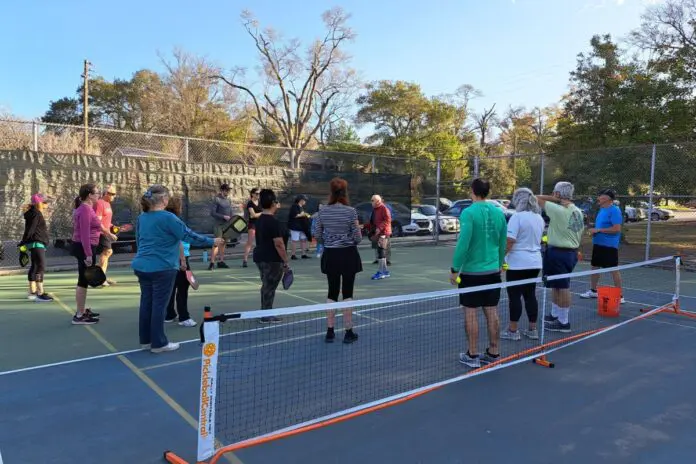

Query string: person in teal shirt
[132,184,224,353]
[450,178,508,368]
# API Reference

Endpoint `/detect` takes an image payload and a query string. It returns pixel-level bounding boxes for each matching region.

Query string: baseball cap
[598,188,616,200]
[105,185,117,195]
[31,193,48,205]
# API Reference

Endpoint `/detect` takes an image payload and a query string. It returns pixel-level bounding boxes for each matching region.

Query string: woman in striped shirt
[313,177,363,344]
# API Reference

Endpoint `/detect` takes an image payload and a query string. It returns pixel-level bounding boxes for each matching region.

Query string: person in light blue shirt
[132,185,224,353]
[580,188,624,302]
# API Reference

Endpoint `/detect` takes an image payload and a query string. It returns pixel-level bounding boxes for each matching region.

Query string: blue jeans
[135,269,178,349]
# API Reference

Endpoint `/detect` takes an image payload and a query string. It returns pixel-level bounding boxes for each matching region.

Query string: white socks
[551,303,570,324]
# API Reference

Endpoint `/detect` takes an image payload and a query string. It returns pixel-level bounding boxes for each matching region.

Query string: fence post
[371,154,376,173]
[435,158,441,245]
[474,154,480,178]
[32,122,39,152]
[184,138,190,163]
[539,153,545,195]
[645,144,657,261]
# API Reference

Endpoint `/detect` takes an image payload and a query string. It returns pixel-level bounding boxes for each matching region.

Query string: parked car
[639,201,674,221]
[354,201,411,237]
[623,204,646,223]
[422,197,453,212]
[412,204,460,234]
[445,199,513,222]
[403,211,434,235]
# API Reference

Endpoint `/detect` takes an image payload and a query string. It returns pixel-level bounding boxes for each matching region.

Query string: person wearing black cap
[580,188,625,303]
[288,194,312,260]
[209,183,233,270]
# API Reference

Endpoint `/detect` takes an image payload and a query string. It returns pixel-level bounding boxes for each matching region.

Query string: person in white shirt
[502,188,546,341]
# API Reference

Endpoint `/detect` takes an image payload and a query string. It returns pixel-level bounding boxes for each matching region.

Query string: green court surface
[2,244,696,464]
[0,244,691,373]
[0,245,453,371]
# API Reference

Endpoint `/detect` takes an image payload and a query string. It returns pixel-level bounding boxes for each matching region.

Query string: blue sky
[0,0,661,130]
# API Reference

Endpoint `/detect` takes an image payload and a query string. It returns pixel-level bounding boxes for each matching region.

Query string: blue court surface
[1,281,695,464]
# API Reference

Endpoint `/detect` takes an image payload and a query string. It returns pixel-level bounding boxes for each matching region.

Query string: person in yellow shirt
[537,181,585,333]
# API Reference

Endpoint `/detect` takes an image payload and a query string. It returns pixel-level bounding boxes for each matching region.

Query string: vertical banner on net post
[197,320,220,462]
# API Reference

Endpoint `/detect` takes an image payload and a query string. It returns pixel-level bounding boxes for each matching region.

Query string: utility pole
[82,59,91,152]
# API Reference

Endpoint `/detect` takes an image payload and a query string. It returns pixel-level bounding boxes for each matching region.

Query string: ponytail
[75,183,97,209]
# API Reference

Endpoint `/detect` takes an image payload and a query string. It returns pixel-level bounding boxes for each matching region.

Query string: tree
[216,8,358,168]
[630,0,696,86]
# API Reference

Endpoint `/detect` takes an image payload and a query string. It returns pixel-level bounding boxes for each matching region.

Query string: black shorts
[71,242,97,289]
[543,246,579,289]
[591,244,619,268]
[96,234,113,254]
[458,272,502,308]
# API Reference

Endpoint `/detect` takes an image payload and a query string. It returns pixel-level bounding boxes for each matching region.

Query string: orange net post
[532,355,555,368]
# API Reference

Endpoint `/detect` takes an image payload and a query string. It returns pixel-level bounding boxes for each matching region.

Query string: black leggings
[327,273,356,301]
[506,269,540,323]
[167,257,191,322]
[28,248,46,283]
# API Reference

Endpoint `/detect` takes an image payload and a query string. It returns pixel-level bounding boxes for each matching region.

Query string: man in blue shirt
[580,189,624,302]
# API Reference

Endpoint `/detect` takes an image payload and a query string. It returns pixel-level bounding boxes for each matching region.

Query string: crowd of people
[452,179,624,368]
[18,175,624,357]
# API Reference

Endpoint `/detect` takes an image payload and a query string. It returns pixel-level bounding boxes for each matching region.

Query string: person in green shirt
[450,178,508,368]
[537,181,585,334]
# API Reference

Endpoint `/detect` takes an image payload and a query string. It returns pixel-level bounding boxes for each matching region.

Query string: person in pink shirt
[70,183,105,325]
[94,184,118,286]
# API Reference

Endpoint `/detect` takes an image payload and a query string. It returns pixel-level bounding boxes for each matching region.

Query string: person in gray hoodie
[209,183,233,270]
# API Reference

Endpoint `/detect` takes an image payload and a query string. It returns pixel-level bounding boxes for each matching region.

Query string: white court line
[0,279,680,377]
[355,312,384,323]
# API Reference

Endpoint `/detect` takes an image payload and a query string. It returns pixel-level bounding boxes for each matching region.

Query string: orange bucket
[597,286,621,318]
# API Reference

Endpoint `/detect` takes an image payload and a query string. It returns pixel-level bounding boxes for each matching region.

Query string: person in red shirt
[370,195,392,280]
[94,185,118,286]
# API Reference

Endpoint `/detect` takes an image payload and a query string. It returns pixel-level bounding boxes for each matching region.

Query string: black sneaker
[85,308,100,318]
[259,317,273,324]
[208,263,215,271]
[343,329,359,344]
[545,320,571,333]
[270,316,282,323]
[35,293,54,303]
[217,261,229,269]
[372,260,378,264]
[480,349,501,365]
[301,254,310,259]
[325,328,335,343]
[543,315,558,324]
[242,261,248,268]
[291,255,298,260]
[72,313,99,325]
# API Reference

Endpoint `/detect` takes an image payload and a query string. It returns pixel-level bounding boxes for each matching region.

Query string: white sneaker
[141,344,151,350]
[580,290,598,299]
[178,319,197,327]
[620,297,626,304]
[151,342,180,353]
[27,293,37,301]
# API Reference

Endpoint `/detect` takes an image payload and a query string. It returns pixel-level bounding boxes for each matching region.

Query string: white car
[403,211,434,235]
[412,205,460,234]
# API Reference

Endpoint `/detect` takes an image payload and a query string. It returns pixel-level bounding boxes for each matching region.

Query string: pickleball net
[165,255,689,464]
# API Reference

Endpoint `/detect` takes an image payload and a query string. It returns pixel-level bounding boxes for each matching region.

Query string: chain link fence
[1,118,694,270]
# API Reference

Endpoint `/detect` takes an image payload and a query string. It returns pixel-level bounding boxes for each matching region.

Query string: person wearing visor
[580,188,625,303]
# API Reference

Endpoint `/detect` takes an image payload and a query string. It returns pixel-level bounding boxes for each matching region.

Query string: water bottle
[202,250,209,263]
[316,244,324,258]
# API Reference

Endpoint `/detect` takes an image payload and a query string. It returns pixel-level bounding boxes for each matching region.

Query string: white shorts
[290,230,307,242]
